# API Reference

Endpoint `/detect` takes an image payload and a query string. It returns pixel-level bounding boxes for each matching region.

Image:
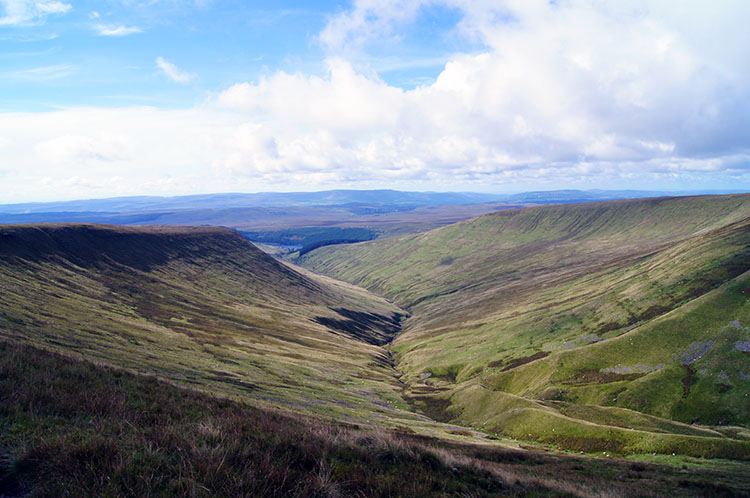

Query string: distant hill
[0,191,532,244]
[0,190,512,214]
[2,188,737,216]
[3,189,741,253]
[505,189,671,204]
[298,194,750,456]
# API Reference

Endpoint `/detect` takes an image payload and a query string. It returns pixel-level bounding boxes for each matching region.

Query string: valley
[1,194,749,495]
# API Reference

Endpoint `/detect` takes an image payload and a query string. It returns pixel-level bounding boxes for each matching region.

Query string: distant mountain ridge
[1,188,741,216]
[0,190,503,214]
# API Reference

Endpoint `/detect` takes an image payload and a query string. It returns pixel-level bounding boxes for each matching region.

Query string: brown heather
[2,341,749,497]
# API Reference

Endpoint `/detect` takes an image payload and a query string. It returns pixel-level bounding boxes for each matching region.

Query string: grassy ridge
[0,224,412,426]
[299,195,750,455]
[299,195,749,379]
[299,195,749,306]
[4,340,749,497]
[393,214,749,383]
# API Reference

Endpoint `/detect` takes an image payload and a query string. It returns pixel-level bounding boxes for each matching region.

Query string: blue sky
[1,1,468,110]
[1,0,749,202]
[2,1,348,110]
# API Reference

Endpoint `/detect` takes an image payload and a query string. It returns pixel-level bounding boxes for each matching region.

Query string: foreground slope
[299,195,750,456]
[0,224,411,423]
[7,341,749,497]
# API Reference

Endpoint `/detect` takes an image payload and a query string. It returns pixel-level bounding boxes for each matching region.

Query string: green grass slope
[298,195,750,456]
[0,224,412,426]
[4,340,749,497]
[481,271,750,426]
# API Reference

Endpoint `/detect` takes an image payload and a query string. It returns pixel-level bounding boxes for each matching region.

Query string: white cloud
[35,133,132,165]
[0,0,71,26]
[312,0,750,167]
[95,24,142,36]
[0,107,229,202]
[319,0,427,50]
[217,58,404,134]
[0,1,749,202]
[0,103,746,203]
[156,56,195,84]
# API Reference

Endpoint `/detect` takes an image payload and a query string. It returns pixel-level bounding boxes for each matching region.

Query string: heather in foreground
[2,341,749,497]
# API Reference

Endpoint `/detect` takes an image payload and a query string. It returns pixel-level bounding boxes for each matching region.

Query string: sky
[0,0,749,203]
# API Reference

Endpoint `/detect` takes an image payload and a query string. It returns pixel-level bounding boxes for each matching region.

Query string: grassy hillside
[2,198,750,487]
[4,340,749,497]
[480,272,750,425]
[0,224,417,428]
[298,195,750,455]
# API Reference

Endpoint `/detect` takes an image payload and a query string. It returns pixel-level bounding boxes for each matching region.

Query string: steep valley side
[298,194,750,458]
[0,223,423,430]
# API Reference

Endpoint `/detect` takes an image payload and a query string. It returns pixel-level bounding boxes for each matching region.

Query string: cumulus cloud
[156,57,195,83]
[211,23,749,185]
[319,0,427,50]
[35,133,132,165]
[218,59,404,134]
[0,107,229,202]
[0,0,749,202]
[94,24,142,36]
[284,0,750,181]
[0,0,71,26]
